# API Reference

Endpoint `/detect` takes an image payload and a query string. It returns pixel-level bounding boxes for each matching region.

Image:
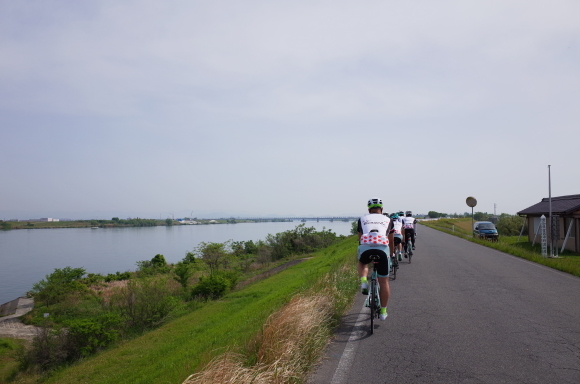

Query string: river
[0,221,354,305]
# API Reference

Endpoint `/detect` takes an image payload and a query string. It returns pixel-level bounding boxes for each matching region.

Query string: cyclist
[390,212,404,261]
[357,198,394,320]
[402,210,417,251]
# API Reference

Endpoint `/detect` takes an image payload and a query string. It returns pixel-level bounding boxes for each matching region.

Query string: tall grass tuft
[183,264,357,384]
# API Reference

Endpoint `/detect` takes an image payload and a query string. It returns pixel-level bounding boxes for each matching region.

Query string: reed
[183,264,357,384]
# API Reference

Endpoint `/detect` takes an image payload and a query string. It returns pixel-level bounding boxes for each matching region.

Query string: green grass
[0,338,26,383]
[38,236,358,384]
[421,220,580,277]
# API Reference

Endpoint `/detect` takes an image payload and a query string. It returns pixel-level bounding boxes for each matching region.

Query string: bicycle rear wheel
[407,240,413,263]
[390,256,397,280]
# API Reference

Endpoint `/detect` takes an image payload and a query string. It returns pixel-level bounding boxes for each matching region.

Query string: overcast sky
[1,0,579,220]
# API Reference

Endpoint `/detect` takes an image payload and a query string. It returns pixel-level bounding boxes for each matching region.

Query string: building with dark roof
[517,194,580,253]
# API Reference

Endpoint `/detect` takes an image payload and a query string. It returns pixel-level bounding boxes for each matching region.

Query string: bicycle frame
[365,256,381,334]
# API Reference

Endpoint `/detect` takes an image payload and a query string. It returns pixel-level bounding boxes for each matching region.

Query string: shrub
[191,274,232,301]
[151,254,167,267]
[105,271,131,282]
[265,224,339,260]
[63,313,122,358]
[20,313,121,372]
[109,277,178,332]
[21,326,69,372]
[31,267,87,306]
[136,255,171,276]
[82,273,105,285]
[496,215,527,236]
[173,261,194,289]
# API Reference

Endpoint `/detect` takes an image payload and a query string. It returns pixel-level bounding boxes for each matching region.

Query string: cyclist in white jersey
[390,213,404,261]
[357,198,394,320]
[402,211,418,250]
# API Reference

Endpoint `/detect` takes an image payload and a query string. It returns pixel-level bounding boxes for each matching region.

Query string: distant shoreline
[0,218,293,230]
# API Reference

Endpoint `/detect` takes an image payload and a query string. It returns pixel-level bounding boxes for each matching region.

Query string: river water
[0,221,354,305]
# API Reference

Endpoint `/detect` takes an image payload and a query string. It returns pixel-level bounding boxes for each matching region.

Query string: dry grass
[89,280,129,303]
[183,285,338,384]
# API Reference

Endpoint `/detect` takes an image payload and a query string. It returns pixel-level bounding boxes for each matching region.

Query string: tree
[165,218,173,226]
[32,267,87,306]
[195,242,231,275]
[151,254,167,268]
[173,261,193,289]
[473,212,489,221]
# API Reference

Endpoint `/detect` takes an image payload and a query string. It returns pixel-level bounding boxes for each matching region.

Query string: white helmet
[367,198,383,209]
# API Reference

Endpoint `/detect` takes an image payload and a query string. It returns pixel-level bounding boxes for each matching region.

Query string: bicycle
[364,254,381,334]
[404,235,413,263]
[390,252,398,280]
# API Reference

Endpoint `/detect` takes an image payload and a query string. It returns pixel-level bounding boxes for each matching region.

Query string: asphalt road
[308,224,580,384]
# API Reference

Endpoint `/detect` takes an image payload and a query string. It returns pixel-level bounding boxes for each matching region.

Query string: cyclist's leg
[376,252,390,319]
[394,236,403,260]
[403,229,411,256]
[357,246,373,294]
[411,229,416,249]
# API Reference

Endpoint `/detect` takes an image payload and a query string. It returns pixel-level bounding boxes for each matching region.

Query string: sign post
[466,197,477,237]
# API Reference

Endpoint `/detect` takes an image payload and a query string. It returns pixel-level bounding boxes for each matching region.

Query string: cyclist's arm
[387,220,395,254]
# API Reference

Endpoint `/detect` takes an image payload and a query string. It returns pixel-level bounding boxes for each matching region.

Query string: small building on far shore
[517,194,580,253]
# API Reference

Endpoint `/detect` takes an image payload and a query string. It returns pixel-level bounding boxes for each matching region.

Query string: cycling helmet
[405,211,412,217]
[397,211,404,216]
[390,213,399,220]
[367,198,383,209]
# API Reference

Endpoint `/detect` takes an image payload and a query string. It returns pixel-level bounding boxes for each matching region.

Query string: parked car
[473,221,499,241]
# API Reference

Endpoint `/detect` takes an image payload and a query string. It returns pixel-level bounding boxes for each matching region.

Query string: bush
[21,326,69,372]
[105,271,132,282]
[265,224,339,260]
[136,255,171,276]
[64,313,122,358]
[31,267,87,306]
[173,261,194,289]
[109,277,178,332]
[496,215,527,236]
[191,273,235,301]
[20,313,121,372]
[82,273,105,285]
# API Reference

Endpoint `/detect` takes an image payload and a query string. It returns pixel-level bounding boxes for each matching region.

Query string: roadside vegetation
[421,216,580,277]
[1,224,351,383]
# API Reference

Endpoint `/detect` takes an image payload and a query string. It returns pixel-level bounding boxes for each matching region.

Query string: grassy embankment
[0,339,25,383]
[421,218,580,277]
[8,236,358,384]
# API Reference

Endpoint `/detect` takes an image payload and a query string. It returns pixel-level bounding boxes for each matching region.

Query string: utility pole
[548,165,553,258]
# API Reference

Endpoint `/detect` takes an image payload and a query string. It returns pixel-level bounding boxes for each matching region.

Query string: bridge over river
[208,216,359,222]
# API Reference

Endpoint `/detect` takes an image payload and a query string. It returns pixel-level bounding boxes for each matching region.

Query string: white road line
[330,301,369,384]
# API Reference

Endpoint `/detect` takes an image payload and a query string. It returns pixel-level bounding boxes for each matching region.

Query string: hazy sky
[1,0,579,219]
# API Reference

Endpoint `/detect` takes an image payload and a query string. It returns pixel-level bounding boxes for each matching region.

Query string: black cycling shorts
[357,246,390,277]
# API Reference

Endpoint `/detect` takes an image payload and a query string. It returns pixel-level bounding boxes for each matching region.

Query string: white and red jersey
[358,213,392,245]
[391,217,403,236]
[402,216,417,229]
